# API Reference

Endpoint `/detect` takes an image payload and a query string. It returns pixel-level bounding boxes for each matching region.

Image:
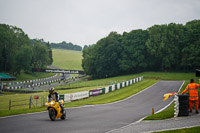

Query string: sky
[0,0,200,47]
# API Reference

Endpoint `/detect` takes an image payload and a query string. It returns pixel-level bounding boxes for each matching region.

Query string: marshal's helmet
[49,87,54,94]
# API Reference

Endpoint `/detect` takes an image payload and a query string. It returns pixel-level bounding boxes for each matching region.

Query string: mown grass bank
[52,49,82,70]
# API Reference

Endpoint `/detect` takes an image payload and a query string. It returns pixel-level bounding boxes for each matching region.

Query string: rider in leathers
[48,87,64,113]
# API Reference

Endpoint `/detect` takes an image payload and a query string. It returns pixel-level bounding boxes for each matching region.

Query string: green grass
[0,77,156,117]
[66,79,156,108]
[52,49,82,70]
[2,72,55,83]
[153,126,200,133]
[56,72,195,90]
[0,71,196,117]
[15,72,55,81]
[55,74,143,89]
[144,72,196,120]
[144,103,175,120]
[135,72,195,80]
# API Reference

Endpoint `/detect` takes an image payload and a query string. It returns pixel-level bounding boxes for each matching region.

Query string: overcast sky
[0,0,200,47]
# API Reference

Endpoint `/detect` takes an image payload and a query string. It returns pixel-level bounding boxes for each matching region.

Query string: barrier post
[9,99,11,110]
[29,96,32,109]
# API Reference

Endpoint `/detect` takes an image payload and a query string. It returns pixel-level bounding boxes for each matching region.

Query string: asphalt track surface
[0,81,184,133]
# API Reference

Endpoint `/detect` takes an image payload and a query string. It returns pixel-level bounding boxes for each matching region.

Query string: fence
[9,98,31,110]
[60,76,143,102]
[29,95,45,109]
[9,95,45,110]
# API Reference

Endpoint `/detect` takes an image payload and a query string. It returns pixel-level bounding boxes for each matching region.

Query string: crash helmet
[49,87,54,94]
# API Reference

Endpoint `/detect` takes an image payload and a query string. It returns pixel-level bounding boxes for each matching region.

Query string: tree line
[50,41,82,51]
[82,20,200,79]
[0,24,53,75]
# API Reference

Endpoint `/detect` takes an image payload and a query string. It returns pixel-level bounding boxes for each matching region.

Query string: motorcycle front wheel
[49,109,56,121]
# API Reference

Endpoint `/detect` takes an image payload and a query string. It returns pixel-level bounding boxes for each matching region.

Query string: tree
[82,32,122,78]
[14,45,33,74]
[120,29,149,73]
[0,24,30,73]
[32,41,50,68]
[181,20,200,71]
[50,41,82,51]
[82,19,200,78]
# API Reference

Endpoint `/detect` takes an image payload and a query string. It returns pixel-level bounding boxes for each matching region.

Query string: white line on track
[0,80,178,121]
[106,81,185,133]
[67,81,159,109]
[0,80,157,119]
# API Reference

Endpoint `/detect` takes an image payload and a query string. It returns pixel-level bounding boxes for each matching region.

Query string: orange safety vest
[183,83,199,100]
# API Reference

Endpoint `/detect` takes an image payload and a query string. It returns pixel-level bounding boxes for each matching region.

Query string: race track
[0,81,184,133]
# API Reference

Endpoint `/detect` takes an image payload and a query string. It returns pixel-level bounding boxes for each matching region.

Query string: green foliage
[50,41,82,51]
[0,24,53,75]
[82,20,200,79]
[0,24,30,73]
[32,42,49,68]
[120,30,148,73]
[14,45,33,74]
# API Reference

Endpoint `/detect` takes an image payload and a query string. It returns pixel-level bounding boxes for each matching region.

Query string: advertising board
[64,94,71,102]
[71,91,89,101]
[89,89,102,96]
[105,87,109,93]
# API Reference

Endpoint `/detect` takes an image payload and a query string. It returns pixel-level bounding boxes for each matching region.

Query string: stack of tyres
[178,94,189,116]
[199,93,200,107]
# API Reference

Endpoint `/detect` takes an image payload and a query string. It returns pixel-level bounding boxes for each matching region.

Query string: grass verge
[153,126,200,133]
[0,79,156,117]
[144,80,192,120]
[65,79,156,108]
[0,72,196,118]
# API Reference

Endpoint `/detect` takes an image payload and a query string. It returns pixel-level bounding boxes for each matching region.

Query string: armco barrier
[105,87,109,93]
[117,83,120,89]
[60,76,143,102]
[109,86,112,92]
[112,85,115,91]
[89,89,102,96]
[64,94,71,102]
[70,91,89,101]
[101,88,105,94]
[60,95,64,100]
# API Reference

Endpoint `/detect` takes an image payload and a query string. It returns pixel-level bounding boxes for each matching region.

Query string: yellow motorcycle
[45,100,66,121]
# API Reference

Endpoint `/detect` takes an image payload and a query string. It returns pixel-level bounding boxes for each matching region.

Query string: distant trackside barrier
[59,76,143,102]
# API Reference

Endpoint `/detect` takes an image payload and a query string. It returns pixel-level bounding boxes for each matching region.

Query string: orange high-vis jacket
[183,83,199,100]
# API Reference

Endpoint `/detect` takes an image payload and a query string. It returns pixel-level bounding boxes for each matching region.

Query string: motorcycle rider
[48,87,64,113]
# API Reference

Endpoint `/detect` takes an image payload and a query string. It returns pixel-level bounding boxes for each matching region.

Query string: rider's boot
[60,103,64,113]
